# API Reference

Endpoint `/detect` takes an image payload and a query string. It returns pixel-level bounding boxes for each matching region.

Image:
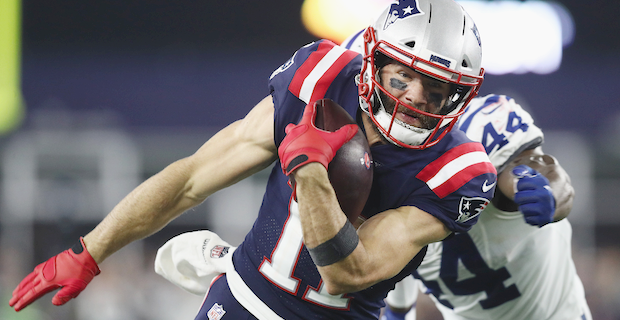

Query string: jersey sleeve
[268,40,361,148]
[410,141,497,233]
[457,94,544,173]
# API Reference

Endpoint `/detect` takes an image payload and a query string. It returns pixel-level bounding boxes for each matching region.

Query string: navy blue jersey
[230,40,496,320]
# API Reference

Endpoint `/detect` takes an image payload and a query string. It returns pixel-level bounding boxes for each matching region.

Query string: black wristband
[307,221,359,267]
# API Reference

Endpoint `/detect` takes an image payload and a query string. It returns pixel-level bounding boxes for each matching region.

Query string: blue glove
[512,165,555,227]
[380,307,408,320]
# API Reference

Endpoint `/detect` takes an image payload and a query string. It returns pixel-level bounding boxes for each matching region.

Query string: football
[312,99,373,223]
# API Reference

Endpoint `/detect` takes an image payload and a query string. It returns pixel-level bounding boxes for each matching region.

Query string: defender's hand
[9,237,100,311]
[278,101,358,176]
[513,165,556,226]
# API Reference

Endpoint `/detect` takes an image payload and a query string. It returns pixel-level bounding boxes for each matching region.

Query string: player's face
[378,63,451,129]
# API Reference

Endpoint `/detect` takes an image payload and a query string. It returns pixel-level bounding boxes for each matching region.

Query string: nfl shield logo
[210,245,230,259]
[207,303,226,320]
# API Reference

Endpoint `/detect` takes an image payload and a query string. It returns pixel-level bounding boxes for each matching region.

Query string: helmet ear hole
[405,41,416,48]
[461,60,469,68]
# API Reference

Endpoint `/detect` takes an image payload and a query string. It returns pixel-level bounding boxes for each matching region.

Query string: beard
[377,90,440,130]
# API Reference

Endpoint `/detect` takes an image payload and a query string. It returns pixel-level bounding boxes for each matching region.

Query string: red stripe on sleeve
[288,41,335,98]
[432,161,496,198]
[416,142,487,182]
[308,49,358,102]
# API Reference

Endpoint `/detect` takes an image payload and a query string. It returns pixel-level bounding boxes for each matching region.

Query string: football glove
[278,100,358,176]
[9,237,100,311]
[512,165,556,226]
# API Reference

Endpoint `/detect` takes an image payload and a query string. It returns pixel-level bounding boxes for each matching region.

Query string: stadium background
[1,0,619,319]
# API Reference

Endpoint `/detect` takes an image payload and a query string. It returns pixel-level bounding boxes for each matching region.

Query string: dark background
[17,1,620,245]
[19,0,620,136]
[15,0,620,242]
[5,2,620,318]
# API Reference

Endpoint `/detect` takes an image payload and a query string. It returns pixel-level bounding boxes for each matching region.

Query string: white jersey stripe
[226,256,285,320]
[426,151,490,190]
[298,45,348,104]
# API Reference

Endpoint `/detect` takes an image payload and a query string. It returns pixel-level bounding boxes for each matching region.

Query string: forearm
[83,99,277,263]
[295,164,447,294]
[294,164,372,293]
[294,163,349,249]
[84,160,202,263]
[539,159,574,221]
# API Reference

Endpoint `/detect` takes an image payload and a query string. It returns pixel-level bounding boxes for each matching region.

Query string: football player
[9,1,496,319]
[341,20,591,320]
[380,94,592,320]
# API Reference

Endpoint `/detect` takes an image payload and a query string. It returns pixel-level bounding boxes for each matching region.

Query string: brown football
[312,99,373,223]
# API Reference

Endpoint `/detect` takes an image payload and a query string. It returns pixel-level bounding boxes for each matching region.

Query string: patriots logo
[456,196,489,223]
[384,0,424,30]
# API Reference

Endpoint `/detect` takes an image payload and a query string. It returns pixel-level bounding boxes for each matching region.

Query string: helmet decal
[429,55,452,68]
[384,0,424,30]
[472,24,482,47]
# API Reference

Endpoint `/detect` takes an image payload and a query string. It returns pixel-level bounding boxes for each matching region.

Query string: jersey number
[481,111,529,155]
[258,200,351,309]
[417,233,521,309]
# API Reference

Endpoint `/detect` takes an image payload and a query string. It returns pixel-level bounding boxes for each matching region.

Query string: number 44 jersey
[413,94,591,320]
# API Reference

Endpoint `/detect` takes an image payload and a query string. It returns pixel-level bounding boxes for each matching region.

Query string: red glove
[9,237,100,311]
[278,101,358,176]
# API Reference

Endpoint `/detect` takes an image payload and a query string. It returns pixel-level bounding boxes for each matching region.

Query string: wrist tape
[307,220,359,267]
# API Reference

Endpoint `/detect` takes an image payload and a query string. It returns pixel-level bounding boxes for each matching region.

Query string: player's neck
[361,113,389,147]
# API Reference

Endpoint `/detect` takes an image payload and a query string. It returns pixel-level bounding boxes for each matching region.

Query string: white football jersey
[412,94,591,320]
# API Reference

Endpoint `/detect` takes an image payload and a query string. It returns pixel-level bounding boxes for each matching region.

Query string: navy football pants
[194,274,258,320]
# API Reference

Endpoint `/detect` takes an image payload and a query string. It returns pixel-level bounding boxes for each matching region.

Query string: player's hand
[9,237,100,311]
[278,100,358,176]
[512,165,555,226]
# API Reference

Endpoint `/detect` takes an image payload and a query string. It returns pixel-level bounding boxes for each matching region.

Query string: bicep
[183,96,278,201]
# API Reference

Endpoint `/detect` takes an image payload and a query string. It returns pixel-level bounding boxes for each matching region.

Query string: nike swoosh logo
[482,180,496,193]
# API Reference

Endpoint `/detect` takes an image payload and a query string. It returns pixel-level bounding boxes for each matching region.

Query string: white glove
[154,230,236,295]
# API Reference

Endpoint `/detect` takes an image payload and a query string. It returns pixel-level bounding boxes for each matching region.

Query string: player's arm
[84,95,277,262]
[279,103,450,294]
[10,96,278,311]
[294,164,450,294]
[495,146,574,223]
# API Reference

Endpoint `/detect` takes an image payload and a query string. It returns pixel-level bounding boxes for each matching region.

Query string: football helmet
[356,0,484,149]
